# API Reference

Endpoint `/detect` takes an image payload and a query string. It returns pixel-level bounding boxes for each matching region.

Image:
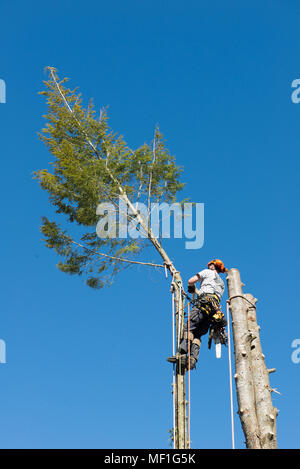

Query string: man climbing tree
[33,68,279,450]
[34,67,191,449]
[168,259,228,370]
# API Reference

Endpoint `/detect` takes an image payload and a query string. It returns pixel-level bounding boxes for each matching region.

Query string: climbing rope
[171,290,176,449]
[187,302,191,449]
[228,294,257,309]
[177,283,183,351]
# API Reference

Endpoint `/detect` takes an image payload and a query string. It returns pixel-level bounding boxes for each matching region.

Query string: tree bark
[226,269,261,448]
[245,294,278,449]
[172,271,187,449]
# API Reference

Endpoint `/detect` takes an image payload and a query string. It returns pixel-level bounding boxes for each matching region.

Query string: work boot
[167,354,189,372]
[167,355,177,364]
[167,354,187,363]
[181,355,197,370]
[187,357,197,370]
[167,354,197,371]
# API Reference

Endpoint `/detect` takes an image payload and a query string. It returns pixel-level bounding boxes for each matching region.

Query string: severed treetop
[34,67,187,288]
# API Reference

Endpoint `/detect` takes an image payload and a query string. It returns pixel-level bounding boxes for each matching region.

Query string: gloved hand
[188,284,196,294]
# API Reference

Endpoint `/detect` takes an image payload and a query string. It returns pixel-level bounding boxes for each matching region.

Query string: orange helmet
[207,259,228,273]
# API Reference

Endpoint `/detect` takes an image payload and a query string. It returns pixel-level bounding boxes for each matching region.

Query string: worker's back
[197,268,225,299]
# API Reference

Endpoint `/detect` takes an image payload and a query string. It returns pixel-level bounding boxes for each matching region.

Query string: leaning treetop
[34,67,186,288]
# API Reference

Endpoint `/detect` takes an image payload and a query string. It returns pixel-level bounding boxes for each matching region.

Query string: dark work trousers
[180,303,211,361]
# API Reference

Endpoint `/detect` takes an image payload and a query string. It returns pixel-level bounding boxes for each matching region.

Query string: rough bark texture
[227,269,261,448]
[227,269,278,449]
[173,271,187,449]
[245,294,278,449]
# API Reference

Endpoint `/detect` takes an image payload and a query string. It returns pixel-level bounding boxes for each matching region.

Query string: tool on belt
[184,290,228,358]
[208,309,228,358]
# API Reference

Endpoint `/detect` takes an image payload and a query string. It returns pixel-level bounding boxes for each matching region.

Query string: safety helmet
[207,259,228,273]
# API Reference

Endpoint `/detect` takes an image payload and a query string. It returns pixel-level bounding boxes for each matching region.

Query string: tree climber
[168,259,228,371]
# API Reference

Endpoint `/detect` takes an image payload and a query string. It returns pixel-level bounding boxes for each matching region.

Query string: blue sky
[0,0,299,449]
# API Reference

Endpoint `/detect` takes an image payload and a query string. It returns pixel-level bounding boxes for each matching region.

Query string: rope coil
[227,295,257,309]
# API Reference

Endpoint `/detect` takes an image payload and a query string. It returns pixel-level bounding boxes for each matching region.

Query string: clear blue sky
[0,0,299,449]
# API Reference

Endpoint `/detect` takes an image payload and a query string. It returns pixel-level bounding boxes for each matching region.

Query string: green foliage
[35,67,185,288]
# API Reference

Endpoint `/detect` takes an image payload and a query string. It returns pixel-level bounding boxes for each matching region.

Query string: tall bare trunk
[227,269,261,448]
[227,269,278,449]
[245,294,278,449]
[172,271,187,449]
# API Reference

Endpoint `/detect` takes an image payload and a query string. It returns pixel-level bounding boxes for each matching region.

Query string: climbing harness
[197,293,220,316]
[186,293,228,358]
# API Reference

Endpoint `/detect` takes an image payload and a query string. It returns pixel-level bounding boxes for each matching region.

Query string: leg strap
[192,338,201,347]
[184,331,194,341]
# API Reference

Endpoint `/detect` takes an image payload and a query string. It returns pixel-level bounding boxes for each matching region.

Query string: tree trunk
[47,71,188,449]
[172,271,188,449]
[227,269,279,449]
[226,269,261,448]
[118,198,188,448]
[245,294,278,449]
